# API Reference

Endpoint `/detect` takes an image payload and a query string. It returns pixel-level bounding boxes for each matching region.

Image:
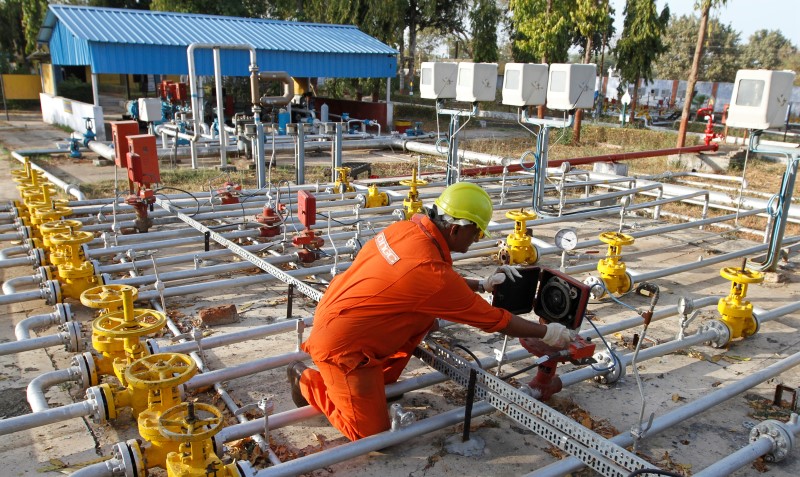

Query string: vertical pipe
[90,73,100,107]
[213,48,228,167]
[296,124,305,184]
[256,122,266,188]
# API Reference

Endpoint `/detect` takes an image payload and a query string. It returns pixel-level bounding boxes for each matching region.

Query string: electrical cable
[154,186,201,217]
[627,469,685,477]
[452,343,481,365]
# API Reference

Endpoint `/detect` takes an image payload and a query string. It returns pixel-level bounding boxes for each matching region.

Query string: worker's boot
[286,361,309,407]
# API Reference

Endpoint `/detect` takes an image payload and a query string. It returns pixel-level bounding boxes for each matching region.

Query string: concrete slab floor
[0,110,799,477]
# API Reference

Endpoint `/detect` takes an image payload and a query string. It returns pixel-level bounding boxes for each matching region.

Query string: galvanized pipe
[27,367,82,412]
[0,333,66,356]
[10,150,86,200]
[0,400,96,435]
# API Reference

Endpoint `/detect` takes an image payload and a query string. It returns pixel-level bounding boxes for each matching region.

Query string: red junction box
[111,121,140,168]
[297,190,316,229]
[126,134,160,185]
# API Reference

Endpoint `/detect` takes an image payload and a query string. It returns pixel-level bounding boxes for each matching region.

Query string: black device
[491,266,590,330]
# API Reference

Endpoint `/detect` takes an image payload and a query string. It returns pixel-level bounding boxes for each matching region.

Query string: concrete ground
[1,109,799,477]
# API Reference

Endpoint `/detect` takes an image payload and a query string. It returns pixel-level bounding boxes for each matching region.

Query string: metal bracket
[413,341,661,476]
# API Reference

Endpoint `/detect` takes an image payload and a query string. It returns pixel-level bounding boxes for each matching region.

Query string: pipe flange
[749,419,795,462]
[112,439,146,477]
[593,350,625,384]
[56,303,73,322]
[701,319,731,348]
[36,266,53,283]
[354,193,366,208]
[61,321,84,352]
[31,248,45,268]
[81,244,91,260]
[42,280,62,306]
[72,351,99,388]
[85,385,112,423]
[236,460,256,477]
[392,209,406,221]
[145,338,161,355]
[20,226,32,240]
[583,276,606,300]
[345,237,363,256]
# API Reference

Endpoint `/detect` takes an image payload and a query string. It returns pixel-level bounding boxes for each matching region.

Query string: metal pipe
[68,460,118,477]
[0,288,50,306]
[2,274,38,294]
[693,414,800,477]
[0,400,95,435]
[0,332,66,356]
[15,305,70,340]
[10,151,86,200]
[0,245,27,258]
[184,351,308,390]
[27,367,81,412]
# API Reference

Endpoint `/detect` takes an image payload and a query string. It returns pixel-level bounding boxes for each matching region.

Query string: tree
[20,0,48,55]
[676,0,726,148]
[570,0,608,143]
[614,0,669,123]
[655,15,740,83]
[471,0,500,63]
[509,0,573,64]
[0,0,28,71]
[509,0,574,117]
[742,29,796,70]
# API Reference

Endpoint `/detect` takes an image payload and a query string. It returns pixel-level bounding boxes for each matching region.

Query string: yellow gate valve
[333,167,355,193]
[49,229,97,299]
[364,184,389,208]
[40,220,83,256]
[718,265,764,340]
[32,202,73,229]
[91,287,166,382]
[596,231,635,296]
[499,209,538,265]
[158,402,242,477]
[123,353,198,469]
[399,167,427,219]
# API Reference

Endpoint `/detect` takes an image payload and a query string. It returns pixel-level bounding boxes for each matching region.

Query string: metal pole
[213,48,228,167]
[296,124,305,184]
[0,72,9,121]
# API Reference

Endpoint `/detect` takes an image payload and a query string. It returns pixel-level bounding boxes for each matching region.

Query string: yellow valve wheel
[49,230,94,246]
[40,219,83,236]
[599,231,634,246]
[158,402,224,443]
[125,353,197,389]
[92,309,167,338]
[720,267,764,284]
[81,285,139,310]
[399,169,428,189]
[505,209,537,222]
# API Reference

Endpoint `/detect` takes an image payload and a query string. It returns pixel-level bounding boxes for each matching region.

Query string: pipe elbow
[27,368,80,412]
[2,274,37,295]
[0,245,26,260]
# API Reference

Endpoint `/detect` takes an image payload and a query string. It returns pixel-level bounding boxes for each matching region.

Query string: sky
[609,0,800,48]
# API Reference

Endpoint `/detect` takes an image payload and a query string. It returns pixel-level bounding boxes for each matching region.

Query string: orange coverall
[299,214,512,440]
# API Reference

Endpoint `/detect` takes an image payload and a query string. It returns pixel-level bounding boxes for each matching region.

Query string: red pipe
[459,143,719,177]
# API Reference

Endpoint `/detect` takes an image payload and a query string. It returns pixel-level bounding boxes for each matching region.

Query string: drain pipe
[10,151,86,200]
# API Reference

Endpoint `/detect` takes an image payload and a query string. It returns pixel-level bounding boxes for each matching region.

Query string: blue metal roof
[38,5,397,77]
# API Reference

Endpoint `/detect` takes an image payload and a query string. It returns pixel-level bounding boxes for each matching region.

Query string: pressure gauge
[555,228,578,251]
[677,296,694,316]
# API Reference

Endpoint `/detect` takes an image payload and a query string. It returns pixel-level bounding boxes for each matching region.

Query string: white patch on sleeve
[376,232,400,265]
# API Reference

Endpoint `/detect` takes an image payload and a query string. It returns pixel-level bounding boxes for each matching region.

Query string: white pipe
[27,367,81,412]
[11,151,86,200]
[15,305,70,340]
[0,400,96,435]
[1,275,37,295]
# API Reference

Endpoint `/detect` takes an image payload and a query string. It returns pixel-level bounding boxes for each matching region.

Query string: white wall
[40,93,106,141]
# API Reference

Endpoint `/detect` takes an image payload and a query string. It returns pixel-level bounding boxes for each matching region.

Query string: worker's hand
[541,323,576,348]
[481,265,522,293]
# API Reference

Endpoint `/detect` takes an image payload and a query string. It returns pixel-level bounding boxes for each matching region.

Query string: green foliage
[614,0,669,86]
[509,0,573,63]
[20,0,48,55]
[654,14,740,82]
[742,29,797,70]
[58,77,93,103]
[570,0,611,60]
[471,0,500,63]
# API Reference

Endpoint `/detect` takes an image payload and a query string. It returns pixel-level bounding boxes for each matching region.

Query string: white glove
[541,323,576,348]
[480,265,522,293]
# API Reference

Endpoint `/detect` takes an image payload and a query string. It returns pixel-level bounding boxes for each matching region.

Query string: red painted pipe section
[459,143,719,177]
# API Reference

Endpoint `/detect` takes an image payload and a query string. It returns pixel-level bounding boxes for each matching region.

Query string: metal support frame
[413,340,660,477]
[437,101,478,186]
[154,197,323,302]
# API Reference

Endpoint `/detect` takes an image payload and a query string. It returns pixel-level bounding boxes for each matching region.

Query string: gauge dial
[555,228,578,251]
[677,296,694,315]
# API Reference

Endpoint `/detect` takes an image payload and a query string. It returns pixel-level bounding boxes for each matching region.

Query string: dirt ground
[1,110,799,477]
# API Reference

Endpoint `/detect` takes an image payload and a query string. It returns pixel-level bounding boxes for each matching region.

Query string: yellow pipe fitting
[158,402,239,477]
[596,231,635,296]
[333,167,355,193]
[49,229,97,299]
[400,167,427,219]
[499,209,538,265]
[717,266,764,340]
[365,184,389,208]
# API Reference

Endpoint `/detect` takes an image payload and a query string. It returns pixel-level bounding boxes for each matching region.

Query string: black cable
[501,359,542,381]
[452,344,481,364]
[586,316,621,373]
[628,469,686,477]
[154,186,201,217]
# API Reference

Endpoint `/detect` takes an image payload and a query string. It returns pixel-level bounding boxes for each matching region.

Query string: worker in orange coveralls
[287,182,576,441]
